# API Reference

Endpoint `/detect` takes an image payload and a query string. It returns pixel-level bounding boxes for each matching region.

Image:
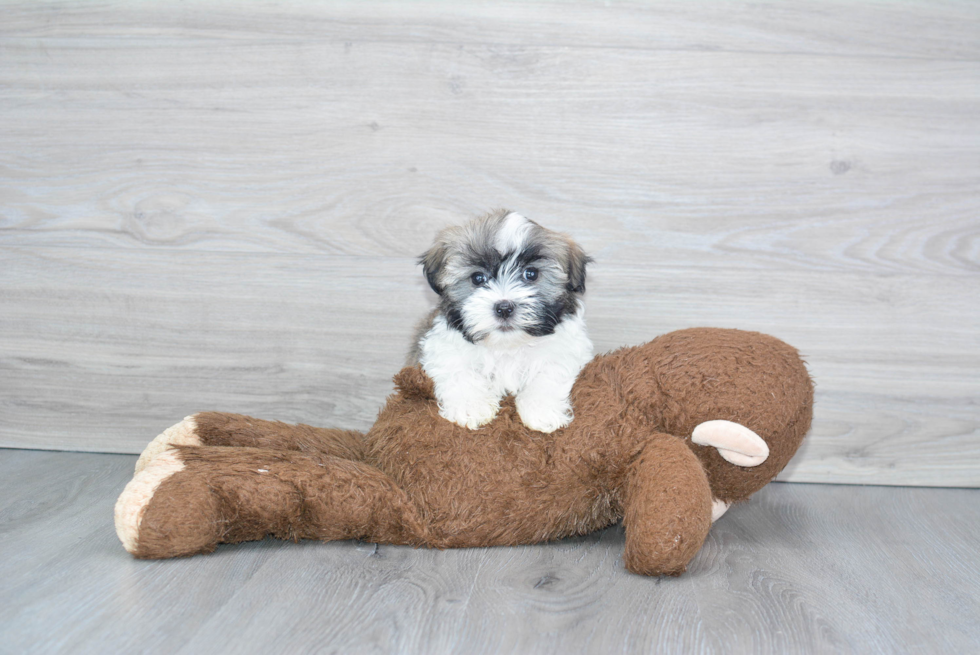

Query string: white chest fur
[418,312,594,432]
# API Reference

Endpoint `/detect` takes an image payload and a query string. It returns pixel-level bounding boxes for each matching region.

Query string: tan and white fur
[410,210,593,433]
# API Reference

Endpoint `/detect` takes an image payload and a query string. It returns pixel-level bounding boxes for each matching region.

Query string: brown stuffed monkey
[115,327,813,576]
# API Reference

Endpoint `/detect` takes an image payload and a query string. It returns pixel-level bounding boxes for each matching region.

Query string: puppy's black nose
[494,300,515,318]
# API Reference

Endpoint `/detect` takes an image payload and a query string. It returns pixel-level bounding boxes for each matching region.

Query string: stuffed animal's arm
[622,432,713,576]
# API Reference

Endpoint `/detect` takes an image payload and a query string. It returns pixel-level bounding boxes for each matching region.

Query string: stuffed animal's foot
[691,420,769,467]
[711,499,731,522]
[115,451,190,555]
[135,416,201,473]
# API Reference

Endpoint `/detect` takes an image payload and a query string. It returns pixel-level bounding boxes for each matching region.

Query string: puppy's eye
[522,267,538,281]
[471,272,487,286]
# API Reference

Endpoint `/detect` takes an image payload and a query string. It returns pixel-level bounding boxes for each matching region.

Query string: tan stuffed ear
[692,420,770,468]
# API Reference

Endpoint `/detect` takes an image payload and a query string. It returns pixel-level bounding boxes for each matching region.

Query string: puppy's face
[420,211,590,345]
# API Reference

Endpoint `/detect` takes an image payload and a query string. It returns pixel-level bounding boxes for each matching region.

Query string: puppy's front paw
[438,397,500,430]
[516,399,573,434]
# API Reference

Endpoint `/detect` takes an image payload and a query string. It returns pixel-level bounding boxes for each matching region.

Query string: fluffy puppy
[410,210,593,433]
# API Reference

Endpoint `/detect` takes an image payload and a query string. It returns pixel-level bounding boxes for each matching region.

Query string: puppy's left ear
[565,240,592,294]
[419,243,448,295]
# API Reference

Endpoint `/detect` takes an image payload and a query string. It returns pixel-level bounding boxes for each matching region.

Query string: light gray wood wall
[1,0,978,486]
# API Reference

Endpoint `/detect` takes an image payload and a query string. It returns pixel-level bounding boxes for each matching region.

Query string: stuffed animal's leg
[621,433,713,576]
[116,445,424,559]
[135,412,366,473]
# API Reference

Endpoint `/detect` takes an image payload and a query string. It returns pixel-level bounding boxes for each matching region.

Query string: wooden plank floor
[1,0,979,487]
[2,449,978,654]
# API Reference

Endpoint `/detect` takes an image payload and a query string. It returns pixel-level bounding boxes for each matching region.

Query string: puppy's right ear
[419,244,448,295]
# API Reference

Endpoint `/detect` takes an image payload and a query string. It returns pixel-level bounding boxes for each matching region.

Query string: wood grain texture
[1,0,978,485]
[2,247,978,486]
[1,449,979,654]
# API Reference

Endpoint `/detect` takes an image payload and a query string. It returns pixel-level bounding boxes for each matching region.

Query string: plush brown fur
[117,328,813,576]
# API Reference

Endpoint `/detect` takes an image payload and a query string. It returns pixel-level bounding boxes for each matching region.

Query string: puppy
[409,210,593,433]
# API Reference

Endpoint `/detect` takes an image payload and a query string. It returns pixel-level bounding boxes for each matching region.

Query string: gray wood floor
[2,448,978,654]
[2,0,979,488]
